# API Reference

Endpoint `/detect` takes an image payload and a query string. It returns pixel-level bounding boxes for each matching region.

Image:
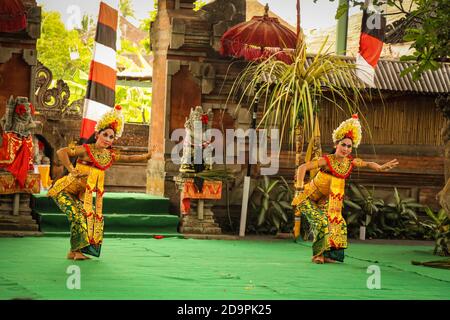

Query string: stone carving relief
[203,0,245,51]
[35,61,83,119]
[25,5,41,40]
[0,47,36,66]
[168,60,216,95]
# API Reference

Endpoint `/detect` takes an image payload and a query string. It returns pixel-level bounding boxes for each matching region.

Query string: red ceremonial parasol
[219,4,297,64]
[0,0,27,33]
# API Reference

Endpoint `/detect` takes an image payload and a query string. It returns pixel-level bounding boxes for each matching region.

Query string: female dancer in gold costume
[48,106,152,260]
[292,115,399,264]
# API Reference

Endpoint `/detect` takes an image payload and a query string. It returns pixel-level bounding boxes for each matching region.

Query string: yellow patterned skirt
[48,164,104,257]
[292,172,348,262]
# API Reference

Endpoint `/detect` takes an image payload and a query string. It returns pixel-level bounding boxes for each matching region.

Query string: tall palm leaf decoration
[229,37,365,149]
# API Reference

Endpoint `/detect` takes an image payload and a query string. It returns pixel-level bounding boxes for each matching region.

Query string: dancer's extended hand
[378,159,399,172]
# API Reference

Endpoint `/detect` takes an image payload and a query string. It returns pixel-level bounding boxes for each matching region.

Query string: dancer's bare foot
[324,257,337,263]
[312,255,324,264]
[67,251,75,260]
[73,251,90,260]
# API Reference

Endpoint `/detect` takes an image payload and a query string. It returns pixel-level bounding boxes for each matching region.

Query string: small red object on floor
[154,235,164,239]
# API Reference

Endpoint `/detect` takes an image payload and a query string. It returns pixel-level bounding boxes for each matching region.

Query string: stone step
[0,223,39,231]
[0,211,33,217]
[42,231,183,239]
[183,222,220,228]
[32,192,170,215]
[0,215,36,224]
[182,219,219,226]
[0,230,43,237]
[183,234,239,240]
[180,226,222,234]
[37,213,180,234]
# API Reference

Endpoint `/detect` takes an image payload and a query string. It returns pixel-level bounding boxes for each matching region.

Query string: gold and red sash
[81,144,114,226]
[327,175,347,248]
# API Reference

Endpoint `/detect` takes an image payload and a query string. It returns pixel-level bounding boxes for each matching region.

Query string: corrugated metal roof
[375,59,450,93]
[306,55,450,94]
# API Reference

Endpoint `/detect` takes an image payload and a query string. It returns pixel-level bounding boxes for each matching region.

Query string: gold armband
[68,142,77,157]
[353,158,364,167]
[294,179,304,190]
[113,149,121,161]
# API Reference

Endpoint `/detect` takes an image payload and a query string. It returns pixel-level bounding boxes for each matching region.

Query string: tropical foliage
[344,183,385,238]
[37,10,151,123]
[37,11,93,80]
[228,39,364,146]
[119,0,135,19]
[379,187,425,238]
[249,176,294,233]
[343,184,446,246]
[420,207,450,256]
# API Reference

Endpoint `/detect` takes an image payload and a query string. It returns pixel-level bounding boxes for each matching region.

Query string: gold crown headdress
[332,114,362,148]
[95,105,124,139]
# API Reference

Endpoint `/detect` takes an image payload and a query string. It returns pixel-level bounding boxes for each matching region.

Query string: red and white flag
[356,1,386,87]
[80,0,120,140]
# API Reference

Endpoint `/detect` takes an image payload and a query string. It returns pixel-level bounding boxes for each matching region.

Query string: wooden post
[294,123,304,240]
[239,176,251,237]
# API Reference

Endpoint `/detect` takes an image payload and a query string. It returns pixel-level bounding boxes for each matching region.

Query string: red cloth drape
[7,139,33,188]
[0,133,34,189]
[0,0,27,33]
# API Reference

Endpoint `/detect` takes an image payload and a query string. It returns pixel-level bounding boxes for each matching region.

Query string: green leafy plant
[38,9,152,124]
[37,11,93,80]
[398,0,449,80]
[249,176,294,233]
[344,183,385,238]
[420,207,450,256]
[119,0,135,19]
[344,185,429,239]
[380,187,424,238]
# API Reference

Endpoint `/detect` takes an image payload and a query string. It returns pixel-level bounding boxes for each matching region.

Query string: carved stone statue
[0,96,36,188]
[1,96,36,139]
[180,106,214,173]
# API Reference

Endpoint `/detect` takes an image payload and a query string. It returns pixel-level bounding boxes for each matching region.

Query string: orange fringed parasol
[219,4,297,64]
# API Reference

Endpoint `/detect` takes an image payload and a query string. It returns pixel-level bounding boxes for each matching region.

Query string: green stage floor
[0,237,449,300]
